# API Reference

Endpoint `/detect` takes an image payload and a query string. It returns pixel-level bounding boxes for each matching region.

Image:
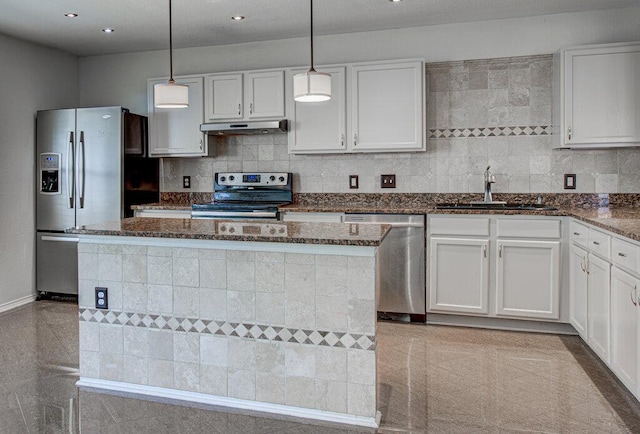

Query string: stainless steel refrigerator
[36,106,157,295]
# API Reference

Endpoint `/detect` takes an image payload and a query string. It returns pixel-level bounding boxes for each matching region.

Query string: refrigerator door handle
[67,131,75,208]
[78,131,86,208]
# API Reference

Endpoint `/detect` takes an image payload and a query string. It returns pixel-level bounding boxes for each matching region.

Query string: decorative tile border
[79,309,376,351]
[428,125,552,139]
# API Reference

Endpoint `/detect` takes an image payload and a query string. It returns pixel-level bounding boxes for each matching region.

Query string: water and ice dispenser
[40,153,61,194]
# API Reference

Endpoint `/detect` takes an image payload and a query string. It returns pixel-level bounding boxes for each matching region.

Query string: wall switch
[381,174,396,188]
[183,176,191,189]
[95,287,108,310]
[564,174,576,190]
[349,175,359,189]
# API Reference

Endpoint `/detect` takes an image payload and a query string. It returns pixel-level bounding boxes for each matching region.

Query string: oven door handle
[191,211,277,218]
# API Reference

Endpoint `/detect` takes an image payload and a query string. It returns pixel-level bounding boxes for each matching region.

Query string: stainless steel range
[191,172,293,219]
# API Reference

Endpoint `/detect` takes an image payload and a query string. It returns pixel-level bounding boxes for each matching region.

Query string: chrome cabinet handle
[483,245,487,258]
[632,285,638,307]
[618,252,627,258]
[593,241,600,246]
[67,131,75,209]
[568,126,572,140]
[573,232,581,236]
[238,103,241,115]
[78,131,85,209]
[580,256,586,273]
[249,103,253,114]
[498,245,502,258]
[353,133,357,146]
[341,134,345,147]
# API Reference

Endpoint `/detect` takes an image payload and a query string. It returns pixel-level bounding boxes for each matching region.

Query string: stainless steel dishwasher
[343,214,425,315]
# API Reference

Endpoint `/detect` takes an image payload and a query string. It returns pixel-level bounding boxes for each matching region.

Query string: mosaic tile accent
[428,125,552,139]
[79,308,376,351]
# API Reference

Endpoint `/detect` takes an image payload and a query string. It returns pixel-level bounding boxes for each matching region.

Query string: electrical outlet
[381,174,396,188]
[349,175,359,189]
[564,174,576,190]
[183,176,191,189]
[95,287,108,310]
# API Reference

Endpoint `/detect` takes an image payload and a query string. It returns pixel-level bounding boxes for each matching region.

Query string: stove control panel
[216,172,289,187]
[217,222,288,237]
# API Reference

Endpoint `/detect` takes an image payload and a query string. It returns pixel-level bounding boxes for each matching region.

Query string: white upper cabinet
[204,70,285,122]
[287,67,347,154]
[351,61,424,152]
[245,70,285,119]
[148,75,206,157]
[554,41,640,148]
[205,74,243,120]
[287,59,425,154]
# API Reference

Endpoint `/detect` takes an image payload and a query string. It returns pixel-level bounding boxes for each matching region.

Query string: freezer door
[75,107,123,227]
[36,232,79,295]
[36,109,77,231]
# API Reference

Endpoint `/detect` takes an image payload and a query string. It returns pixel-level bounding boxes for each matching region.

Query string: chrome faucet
[483,166,495,203]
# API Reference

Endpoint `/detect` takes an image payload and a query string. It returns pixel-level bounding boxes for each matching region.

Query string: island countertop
[67,217,391,247]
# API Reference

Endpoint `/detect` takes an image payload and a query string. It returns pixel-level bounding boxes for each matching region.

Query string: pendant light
[154,0,189,108]
[293,0,331,102]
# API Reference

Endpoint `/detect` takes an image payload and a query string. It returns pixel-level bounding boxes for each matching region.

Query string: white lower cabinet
[569,244,589,338]
[586,253,611,364]
[496,240,560,320]
[429,237,489,314]
[610,266,639,397]
[427,215,561,321]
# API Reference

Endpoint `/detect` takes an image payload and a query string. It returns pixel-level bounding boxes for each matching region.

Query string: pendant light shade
[294,0,331,102]
[155,0,189,109]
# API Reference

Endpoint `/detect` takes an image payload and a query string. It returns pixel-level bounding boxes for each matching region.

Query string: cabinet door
[205,73,243,120]
[496,240,560,320]
[587,254,611,364]
[429,237,489,314]
[245,70,285,119]
[564,44,640,147]
[148,76,206,157]
[351,61,424,152]
[288,67,347,154]
[610,266,639,397]
[569,244,589,338]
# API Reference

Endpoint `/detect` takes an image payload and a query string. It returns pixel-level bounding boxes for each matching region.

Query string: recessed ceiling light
[102,27,115,33]
[64,13,78,18]
[389,0,403,2]
[231,16,245,21]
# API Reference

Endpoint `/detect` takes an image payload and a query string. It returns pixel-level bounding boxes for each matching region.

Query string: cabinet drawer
[570,221,588,247]
[588,228,611,259]
[612,237,640,274]
[429,217,490,236]
[496,219,560,239]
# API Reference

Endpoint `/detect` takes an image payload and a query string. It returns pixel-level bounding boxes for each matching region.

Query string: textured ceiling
[0,0,638,56]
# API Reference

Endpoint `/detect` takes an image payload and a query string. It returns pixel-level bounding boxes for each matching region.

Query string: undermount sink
[434,202,558,211]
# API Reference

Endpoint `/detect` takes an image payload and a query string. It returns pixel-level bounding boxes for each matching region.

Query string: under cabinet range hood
[200,120,288,136]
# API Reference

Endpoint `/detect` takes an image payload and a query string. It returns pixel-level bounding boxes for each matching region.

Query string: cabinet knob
[341,134,345,147]
[618,252,627,257]
[249,103,253,114]
[238,104,241,115]
[593,241,600,246]
[353,133,358,146]
[568,126,572,141]
[573,232,581,236]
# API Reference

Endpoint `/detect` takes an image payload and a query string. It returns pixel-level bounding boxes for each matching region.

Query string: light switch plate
[381,174,396,189]
[564,174,576,190]
[349,175,359,189]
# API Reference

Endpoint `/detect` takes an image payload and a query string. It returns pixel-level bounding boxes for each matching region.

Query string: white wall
[79,7,640,113]
[0,33,78,308]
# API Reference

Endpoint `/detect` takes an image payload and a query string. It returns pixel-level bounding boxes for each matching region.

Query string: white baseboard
[76,378,380,429]
[0,294,37,314]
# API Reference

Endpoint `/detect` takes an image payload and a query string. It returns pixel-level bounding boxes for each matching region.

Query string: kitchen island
[70,218,389,428]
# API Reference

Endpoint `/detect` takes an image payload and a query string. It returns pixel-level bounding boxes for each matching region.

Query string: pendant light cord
[169,0,175,82]
[309,0,316,72]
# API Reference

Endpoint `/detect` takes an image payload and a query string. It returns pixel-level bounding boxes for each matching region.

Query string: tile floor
[1,300,640,433]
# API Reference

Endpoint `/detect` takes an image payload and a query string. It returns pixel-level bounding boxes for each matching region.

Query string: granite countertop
[131,203,191,211]
[567,207,640,242]
[67,217,391,247]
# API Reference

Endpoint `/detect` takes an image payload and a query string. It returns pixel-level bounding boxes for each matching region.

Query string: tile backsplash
[162,54,639,194]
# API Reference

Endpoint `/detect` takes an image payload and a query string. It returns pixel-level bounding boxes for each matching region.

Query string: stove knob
[279,176,285,182]
[279,227,285,233]
[220,225,227,232]
[270,175,276,182]
[270,228,276,235]
[229,175,235,181]
[229,227,235,233]
[220,176,226,182]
